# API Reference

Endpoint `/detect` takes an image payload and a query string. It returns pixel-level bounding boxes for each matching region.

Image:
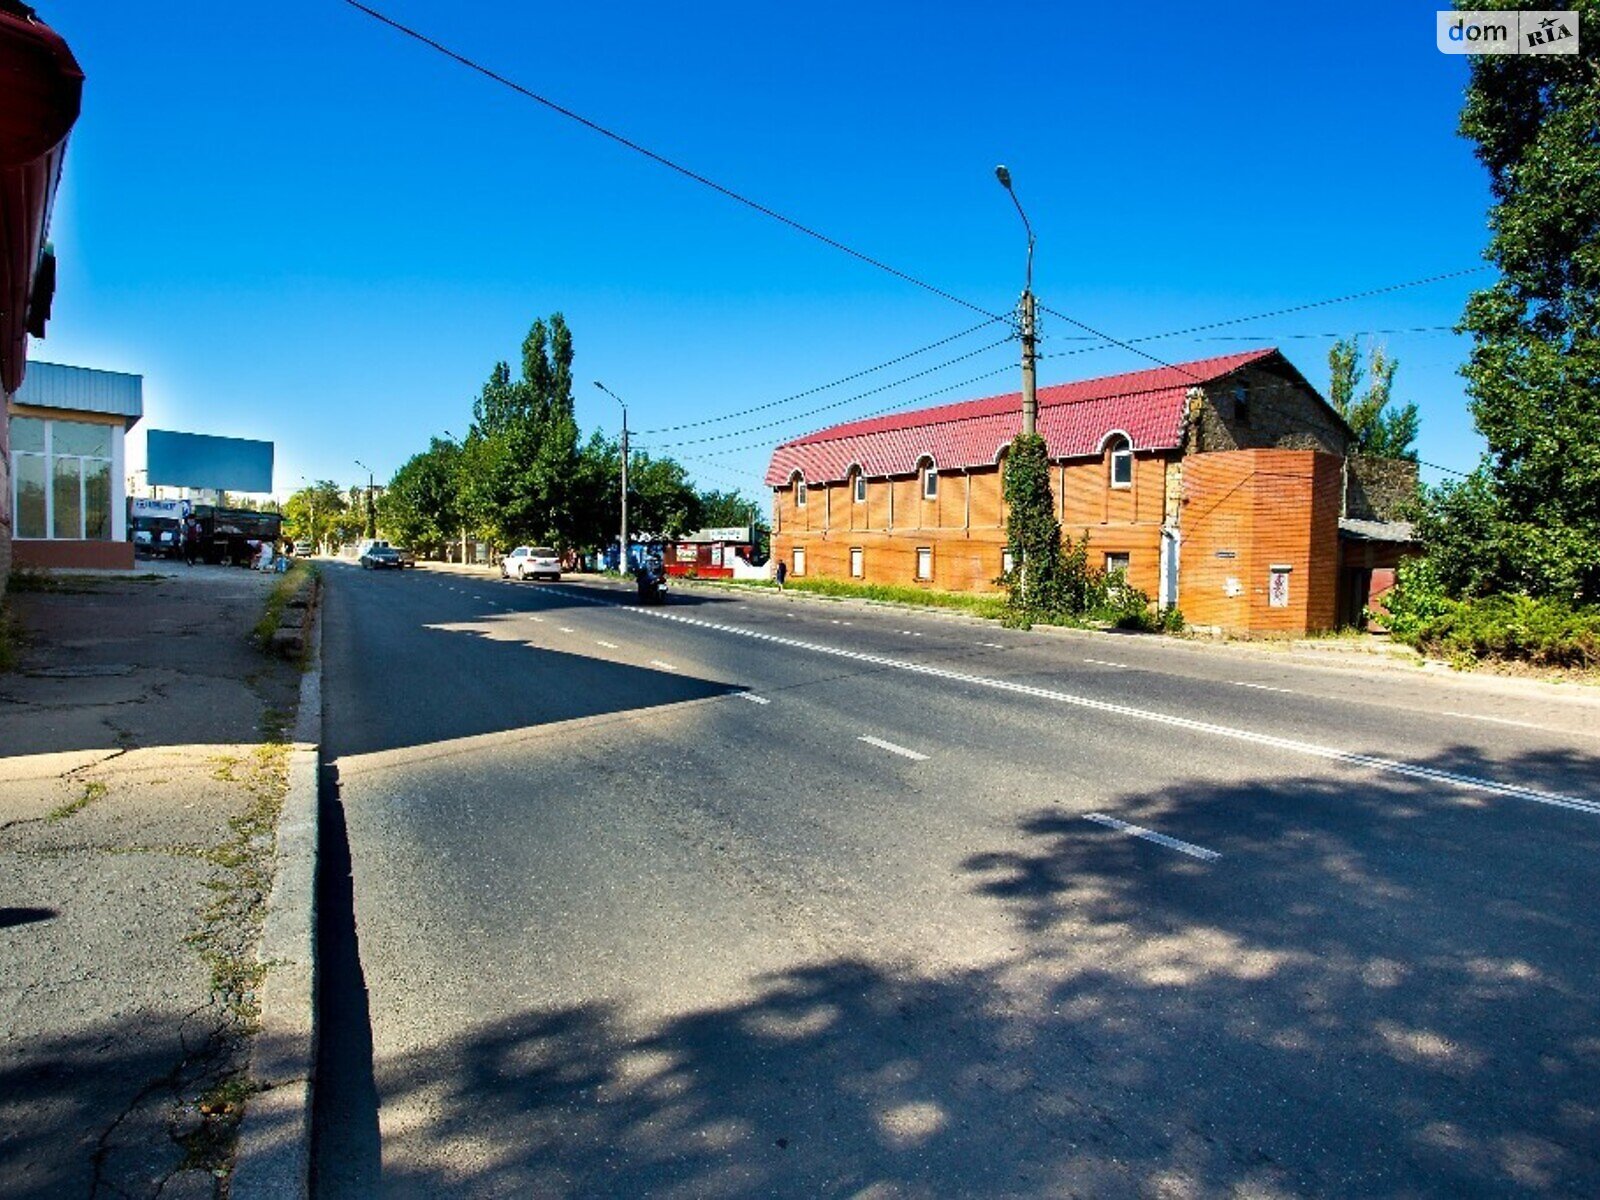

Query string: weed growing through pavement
[46,779,107,823]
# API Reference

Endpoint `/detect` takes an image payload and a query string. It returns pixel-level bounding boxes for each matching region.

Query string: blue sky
[39,0,1490,503]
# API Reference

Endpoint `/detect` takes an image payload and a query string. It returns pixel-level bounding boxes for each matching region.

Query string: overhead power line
[638,320,998,435]
[643,338,1013,449]
[340,0,1005,322]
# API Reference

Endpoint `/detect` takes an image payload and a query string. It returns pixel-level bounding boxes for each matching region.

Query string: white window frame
[1109,439,1133,489]
[792,546,806,576]
[915,545,933,581]
[850,546,864,578]
[1105,552,1130,578]
[853,473,866,503]
[922,465,938,500]
[1002,549,1015,575]
[795,479,807,508]
[10,417,117,542]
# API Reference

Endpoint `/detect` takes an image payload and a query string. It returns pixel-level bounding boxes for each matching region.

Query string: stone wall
[1190,363,1351,458]
[1344,455,1420,521]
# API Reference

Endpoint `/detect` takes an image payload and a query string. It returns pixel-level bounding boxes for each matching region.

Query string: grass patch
[720,576,1009,619]
[252,561,317,645]
[47,779,107,823]
[177,1072,259,1174]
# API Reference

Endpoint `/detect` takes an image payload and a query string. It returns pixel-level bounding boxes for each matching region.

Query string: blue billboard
[146,430,274,493]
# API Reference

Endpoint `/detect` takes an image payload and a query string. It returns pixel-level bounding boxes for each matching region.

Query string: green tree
[627,452,702,539]
[378,439,464,555]
[696,488,759,530]
[1000,434,1064,621]
[283,480,348,551]
[1448,0,1600,601]
[1327,337,1418,460]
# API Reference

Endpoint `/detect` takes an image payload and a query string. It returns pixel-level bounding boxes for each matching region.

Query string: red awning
[0,2,84,394]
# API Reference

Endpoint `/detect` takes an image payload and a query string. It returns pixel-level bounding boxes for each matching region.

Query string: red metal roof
[765,349,1279,486]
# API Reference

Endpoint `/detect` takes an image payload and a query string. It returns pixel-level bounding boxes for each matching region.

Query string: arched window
[852,470,866,503]
[791,472,807,507]
[919,457,938,500]
[1107,437,1133,488]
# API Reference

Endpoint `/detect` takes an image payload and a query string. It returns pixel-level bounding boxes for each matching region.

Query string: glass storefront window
[14,454,47,539]
[53,458,83,540]
[9,418,116,540]
[11,417,45,453]
[84,460,112,540]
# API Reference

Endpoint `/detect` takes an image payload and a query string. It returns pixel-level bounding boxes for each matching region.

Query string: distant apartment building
[766,348,1414,635]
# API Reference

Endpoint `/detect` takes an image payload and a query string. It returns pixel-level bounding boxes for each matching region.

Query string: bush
[1384,564,1600,668]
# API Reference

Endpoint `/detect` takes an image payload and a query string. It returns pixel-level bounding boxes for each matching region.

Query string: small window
[853,473,866,503]
[1109,438,1133,488]
[1233,382,1251,426]
[850,546,864,578]
[916,546,933,581]
[922,466,938,500]
[795,480,807,507]
[793,547,806,576]
[1002,549,1015,575]
[1105,552,1130,578]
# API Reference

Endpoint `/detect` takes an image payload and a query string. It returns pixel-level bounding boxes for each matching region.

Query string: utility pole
[995,165,1038,435]
[444,430,469,564]
[593,383,629,573]
[355,459,376,540]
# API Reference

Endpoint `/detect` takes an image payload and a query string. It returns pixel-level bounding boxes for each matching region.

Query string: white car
[501,546,561,581]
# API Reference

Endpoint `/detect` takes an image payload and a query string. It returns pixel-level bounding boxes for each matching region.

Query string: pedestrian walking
[182,516,199,566]
[774,559,787,591]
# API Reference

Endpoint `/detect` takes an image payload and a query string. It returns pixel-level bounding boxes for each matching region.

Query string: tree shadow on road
[318,744,1600,1198]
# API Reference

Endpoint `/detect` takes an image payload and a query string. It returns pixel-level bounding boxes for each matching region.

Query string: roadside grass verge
[47,779,108,823]
[714,575,1010,619]
[252,561,317,645]
[0,602,18,672]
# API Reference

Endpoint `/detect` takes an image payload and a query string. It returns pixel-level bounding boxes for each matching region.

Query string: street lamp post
[299,475,315,556]
[995,165,1038,436]
[354,459,375,540]
[592,382,629,574]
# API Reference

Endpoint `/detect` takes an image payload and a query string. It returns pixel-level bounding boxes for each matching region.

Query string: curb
[232,598,322,1199]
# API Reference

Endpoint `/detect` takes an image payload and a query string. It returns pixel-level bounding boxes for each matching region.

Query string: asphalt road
[312,563,1600,1198]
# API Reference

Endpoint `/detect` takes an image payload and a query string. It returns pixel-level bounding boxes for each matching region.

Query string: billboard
[146,430,274,493]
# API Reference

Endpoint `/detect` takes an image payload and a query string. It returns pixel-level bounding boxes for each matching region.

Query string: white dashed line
[1084,813,1221,862]
[558,627,575,634]
[737,692,770,705]
[857,736,929,762]
[979,642,1005,649]
[1083,658,1127,669]
[1440,711,1558,732]
[649,659,677,671]
[1233,681,1294,694]
[596,640,618,649]
[528,615,544,622]
[592,596,1596,816]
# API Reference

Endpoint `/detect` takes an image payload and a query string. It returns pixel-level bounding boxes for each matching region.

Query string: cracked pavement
[0,565,301,1199]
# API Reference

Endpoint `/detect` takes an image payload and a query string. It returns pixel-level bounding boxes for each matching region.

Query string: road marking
[558,627,575,634]
[591,597,1598,816]
[596,640,618,649]
[1440,710,1563,733]
[1234,681,1294,694]
[528,615,544,622]
[1084,813,1221,862]
[737,692,770,705]
[857,735,929,761]
[1084,658,1127,668]
[649,659,677,671]
[980,642,1005,649]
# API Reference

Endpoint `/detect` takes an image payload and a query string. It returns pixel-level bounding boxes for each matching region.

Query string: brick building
[765,348,1398,635]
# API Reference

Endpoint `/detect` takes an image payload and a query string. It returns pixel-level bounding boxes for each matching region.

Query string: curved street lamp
[995,165,1038,435]
[593,382,629,572]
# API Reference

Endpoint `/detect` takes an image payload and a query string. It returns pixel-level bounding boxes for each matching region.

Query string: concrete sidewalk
[0,564,309,1199]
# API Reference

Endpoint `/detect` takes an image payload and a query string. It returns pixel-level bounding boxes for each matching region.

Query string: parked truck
[191,504,283,566]
[127,497,187,558]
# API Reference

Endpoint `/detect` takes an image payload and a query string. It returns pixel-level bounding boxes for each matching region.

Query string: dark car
[360,545,402,570]
[392,546,417,568]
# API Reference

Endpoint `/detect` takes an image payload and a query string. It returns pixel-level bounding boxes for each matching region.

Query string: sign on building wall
[1269,566,1292,608]
[146,430,274,493]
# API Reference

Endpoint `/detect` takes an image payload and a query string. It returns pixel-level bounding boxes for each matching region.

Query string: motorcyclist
[635,553,668,603]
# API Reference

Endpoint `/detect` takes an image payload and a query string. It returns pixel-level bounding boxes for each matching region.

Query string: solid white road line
[1440,710,1576,733]
[1234,681,1294,694]
[649,659,677,671]
[603,599,1599,816]
[737,692,771,705]
[1084,812,1221,862]
[1084,658,1127,668]
[857,736,929,762]
[596,640,619,649]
